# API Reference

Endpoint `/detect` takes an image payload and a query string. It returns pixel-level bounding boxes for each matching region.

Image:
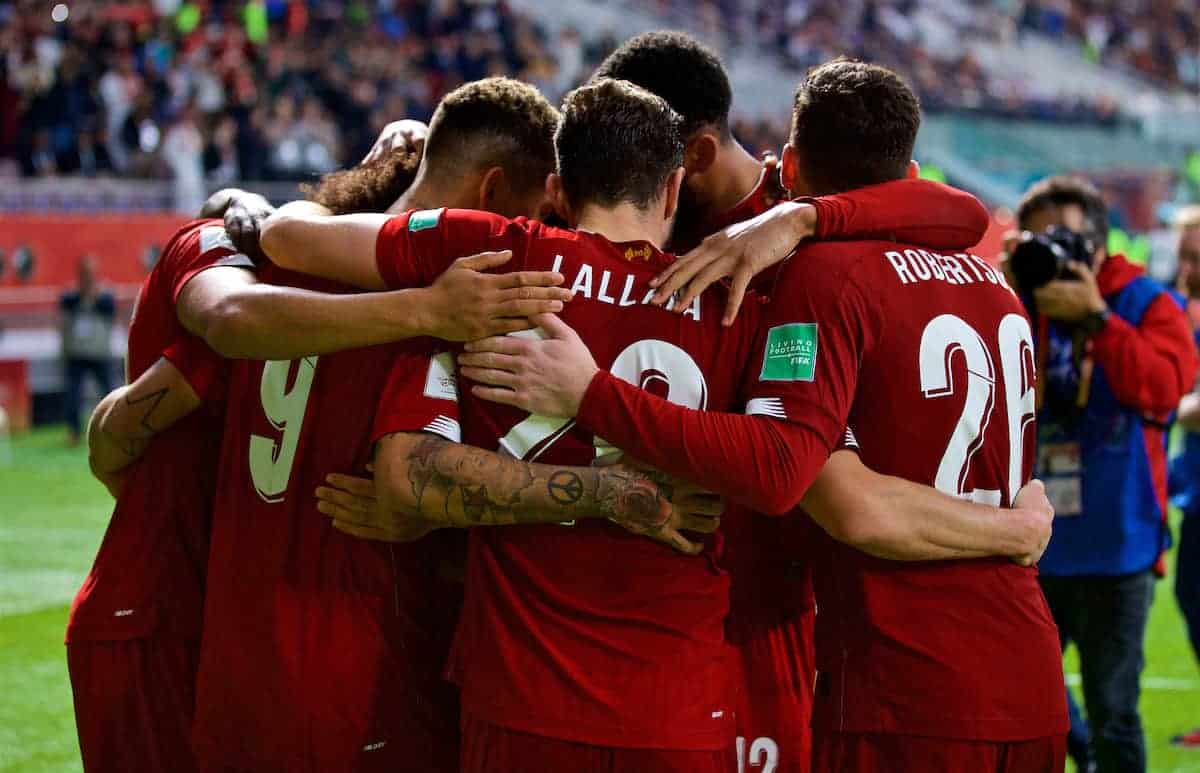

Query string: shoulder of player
[785,239,892,288]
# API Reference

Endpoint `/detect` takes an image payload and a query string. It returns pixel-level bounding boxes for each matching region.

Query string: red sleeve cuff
[162,337,226,403]
[809,197,843,241]
[577,370,619,435]
[375,214,409,290]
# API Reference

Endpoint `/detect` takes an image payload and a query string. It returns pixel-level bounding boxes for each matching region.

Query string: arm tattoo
[125,386,170,434]
[547,471,584,505]
[396,433,678,531]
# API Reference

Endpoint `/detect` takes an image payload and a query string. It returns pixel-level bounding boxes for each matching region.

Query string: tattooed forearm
[389,433,674,530]
[547,471,584,505]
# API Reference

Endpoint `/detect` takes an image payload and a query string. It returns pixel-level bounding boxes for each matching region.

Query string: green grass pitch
[1,427,1197,772]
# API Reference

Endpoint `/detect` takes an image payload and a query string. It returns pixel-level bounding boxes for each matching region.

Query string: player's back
[193,265,461,772]
[447,217,763,751]
[68,220,240,643]
[799,241,1066,740]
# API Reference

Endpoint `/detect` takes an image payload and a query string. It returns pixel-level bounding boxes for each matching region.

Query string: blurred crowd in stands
[1,0,619,186]
[2,0,1195,189]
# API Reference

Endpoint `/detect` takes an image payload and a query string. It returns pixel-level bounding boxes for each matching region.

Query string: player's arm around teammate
[460,313,1054,565]
[86,342,212,497]
[316,432,722,555]
[181,193,571,358]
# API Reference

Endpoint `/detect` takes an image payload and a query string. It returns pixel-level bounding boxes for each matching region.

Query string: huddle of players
[70,31,1067,773]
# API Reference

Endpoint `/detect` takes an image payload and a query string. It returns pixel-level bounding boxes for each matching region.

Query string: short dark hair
[424,77,560,194]
[1016,175,1109,245]
[556,78,685,211]
[790,59,920,194]
[592,31,731,140]
[301,147,420,215]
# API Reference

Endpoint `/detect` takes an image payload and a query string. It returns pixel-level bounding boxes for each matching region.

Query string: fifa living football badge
[760,323,818,382]
[408,208,445,231]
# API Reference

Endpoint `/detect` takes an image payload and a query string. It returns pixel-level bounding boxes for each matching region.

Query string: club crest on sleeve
[408,208,445,232]
[760,323,818,382]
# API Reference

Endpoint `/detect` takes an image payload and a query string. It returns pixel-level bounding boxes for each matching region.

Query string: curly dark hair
[300,147,420,215]
[592,31,731,140]
[556,78,685,211]
[424,77,559,195]
[790,58,920,194]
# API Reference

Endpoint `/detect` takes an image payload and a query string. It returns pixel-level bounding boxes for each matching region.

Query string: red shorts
[67,637,200,773]
[733,610,815,773]
[812,731,1066,773]
[461,712,736,773]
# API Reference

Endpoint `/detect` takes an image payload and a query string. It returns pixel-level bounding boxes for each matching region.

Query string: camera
[1008,225,1096,293]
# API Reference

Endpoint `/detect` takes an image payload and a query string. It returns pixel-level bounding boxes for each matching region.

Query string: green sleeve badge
[760,323,819,382]
[408,208,444,232]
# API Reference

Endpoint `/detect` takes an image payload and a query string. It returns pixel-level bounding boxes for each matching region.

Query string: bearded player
[467,61,1069,772]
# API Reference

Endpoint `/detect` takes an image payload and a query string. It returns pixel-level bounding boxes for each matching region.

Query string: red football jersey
[742,241,1068,740]
[373,208,766,749]
[67,219,248,643]
[191,265,462,772]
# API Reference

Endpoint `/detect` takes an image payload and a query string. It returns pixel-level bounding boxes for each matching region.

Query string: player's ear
[683,133,719,177]
[907,160,920,179]
[546,173,574,226]
[780,143,800,197]
[662,166,685,223]
[477,166,507,212]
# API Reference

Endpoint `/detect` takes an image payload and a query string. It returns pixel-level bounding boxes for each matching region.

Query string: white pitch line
[1065,673,1200,691]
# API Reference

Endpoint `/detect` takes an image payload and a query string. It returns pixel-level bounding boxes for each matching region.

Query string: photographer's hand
[1033,260,1106,324]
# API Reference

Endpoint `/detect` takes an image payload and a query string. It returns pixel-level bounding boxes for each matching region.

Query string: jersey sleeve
[170,224,256,303]
[374,208,521,290]
[808,179,990,251]
[161,335,229,404]
[373,347,462,445]
[743,249,881,458]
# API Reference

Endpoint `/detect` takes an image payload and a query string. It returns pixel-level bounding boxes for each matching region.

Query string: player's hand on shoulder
[459,313,596,418]
[317,472,438,543]
[1010,479,1054,567]
[363,119,429,164]
[423,251,573,341]
[217,189,276,264]
[651,200,817,326]
[599,461,723,556]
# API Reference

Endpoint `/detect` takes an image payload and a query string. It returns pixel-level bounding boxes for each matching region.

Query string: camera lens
[1009,233,1062,292]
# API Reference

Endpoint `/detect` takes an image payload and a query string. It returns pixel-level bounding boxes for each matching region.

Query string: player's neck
[575,203,668,249]
[702,141,763,217]
[392,177,442,213]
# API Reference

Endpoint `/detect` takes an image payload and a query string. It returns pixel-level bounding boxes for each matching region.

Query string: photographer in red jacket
[1009,176,1199,773]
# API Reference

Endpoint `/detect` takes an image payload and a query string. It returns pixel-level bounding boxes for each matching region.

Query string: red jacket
[1092,254,1199,573]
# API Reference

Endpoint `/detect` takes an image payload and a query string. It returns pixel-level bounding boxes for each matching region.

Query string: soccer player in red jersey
[467,62,1069,772]
[68,90,574,773]
[66,216,262,773]
[179,78,605,773]
[590,31,995,772]
[265,78,1054,772]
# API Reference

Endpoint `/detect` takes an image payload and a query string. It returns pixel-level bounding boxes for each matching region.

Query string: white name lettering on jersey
[884,249,1013,293]
[550,254,702,320]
